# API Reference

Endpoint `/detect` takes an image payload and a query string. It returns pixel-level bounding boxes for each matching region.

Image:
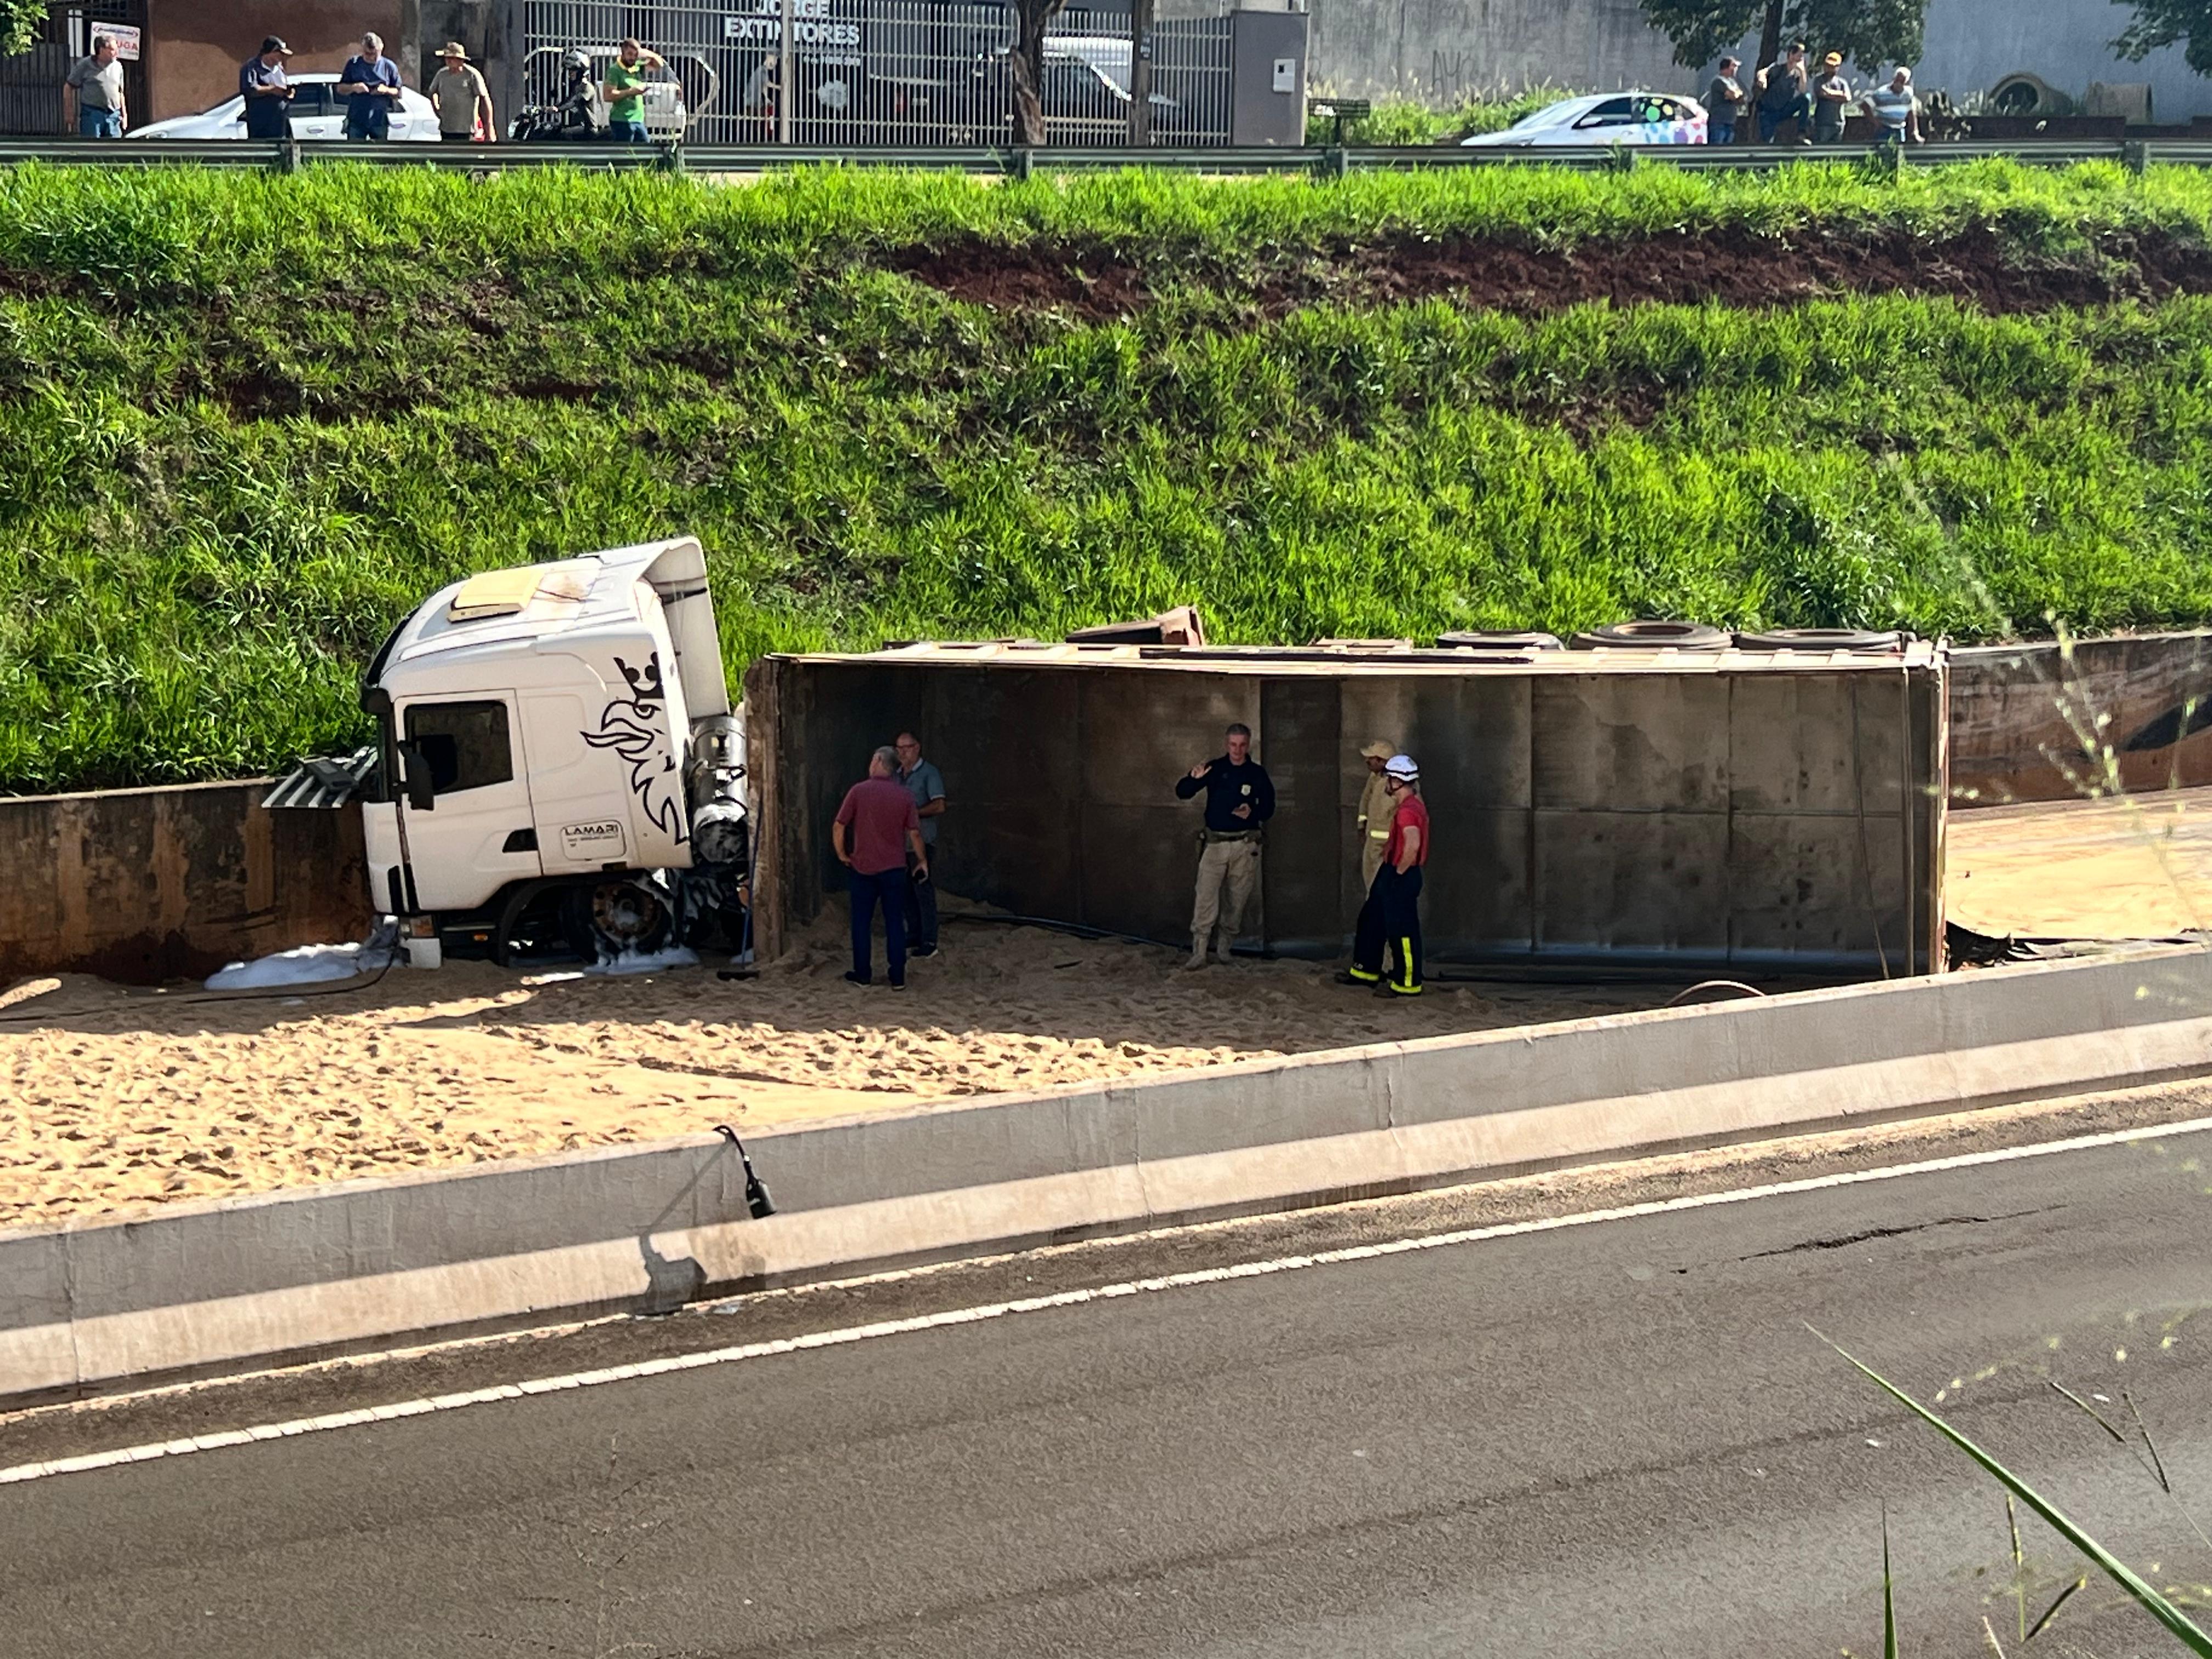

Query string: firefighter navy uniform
[1348,755,1427,996]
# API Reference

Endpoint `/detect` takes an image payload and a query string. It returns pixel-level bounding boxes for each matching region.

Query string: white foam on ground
[204,942,390,991]
[585,945,700,978]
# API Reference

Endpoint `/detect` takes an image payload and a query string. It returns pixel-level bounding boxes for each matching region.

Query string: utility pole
[778,0,797,142]
[1127,0,1153,146]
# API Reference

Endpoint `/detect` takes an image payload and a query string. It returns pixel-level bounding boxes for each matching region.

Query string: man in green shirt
[602,38,664,143]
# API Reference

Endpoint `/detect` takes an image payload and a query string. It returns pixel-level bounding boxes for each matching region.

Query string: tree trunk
[1012,0,1065,145]
[1757,0,1785,73]
[1127,0,1153,146]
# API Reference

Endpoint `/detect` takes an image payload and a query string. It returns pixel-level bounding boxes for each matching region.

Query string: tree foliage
[2115,0,2212,75]
[0,1,48,58]
[1640,0,1926,72]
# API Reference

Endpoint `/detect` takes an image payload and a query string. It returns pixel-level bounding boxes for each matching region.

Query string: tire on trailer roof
[1567,620,1730,651]
[1436,630,1564,650]
[1733,628,1904,652]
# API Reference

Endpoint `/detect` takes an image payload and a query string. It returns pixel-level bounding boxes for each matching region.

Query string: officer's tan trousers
[1190,837,1260,955]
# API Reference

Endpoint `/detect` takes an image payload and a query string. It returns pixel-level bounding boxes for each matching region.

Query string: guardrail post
[277,137,301,176]
[1606,143,1636,174]
[1322,143,1348,180]
[657,138,685,174]
[1870,140,1901,178]
[1011,145,1035,182]
[2124,139,2148,176]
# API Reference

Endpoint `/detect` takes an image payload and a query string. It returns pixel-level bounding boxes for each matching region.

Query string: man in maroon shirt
[832,746,929,988]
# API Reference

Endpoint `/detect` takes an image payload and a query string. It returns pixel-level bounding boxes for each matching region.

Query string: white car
[129,74,440,142]
[1462,91,1707,147]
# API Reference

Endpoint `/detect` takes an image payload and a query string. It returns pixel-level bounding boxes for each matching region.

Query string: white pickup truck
[270,537,749,967]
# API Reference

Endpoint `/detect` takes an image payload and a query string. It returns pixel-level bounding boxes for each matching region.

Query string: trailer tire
[1732,628,1904,652]
[1568,620,1730,651]
[563,878,673,966]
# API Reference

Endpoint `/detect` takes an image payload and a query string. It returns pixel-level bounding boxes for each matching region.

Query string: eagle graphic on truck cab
[582,651,687,845]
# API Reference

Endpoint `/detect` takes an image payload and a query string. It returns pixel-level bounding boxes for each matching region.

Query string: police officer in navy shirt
[1174,721,1275,968]
[239,37,295,139]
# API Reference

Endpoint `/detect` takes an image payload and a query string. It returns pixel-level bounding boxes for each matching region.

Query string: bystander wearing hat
[1343,755,1427,996]
[430,42,495,142]
[1812,52,1853,143]
[239,37,295,141]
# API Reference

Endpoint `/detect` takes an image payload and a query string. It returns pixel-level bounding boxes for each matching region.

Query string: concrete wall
[8,941,2209,1405]
[144,0,408,122]
[1950,631,2212,808]
[1306,0,2212,122]
[0,780,371,984]
[748,651,1946,974]
[1310,0,1677,103]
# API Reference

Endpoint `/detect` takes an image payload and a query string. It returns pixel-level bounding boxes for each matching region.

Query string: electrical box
[1229,7,1306,146]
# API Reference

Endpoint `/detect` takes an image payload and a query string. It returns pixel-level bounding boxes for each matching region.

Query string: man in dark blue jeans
[832,746,929,989]
[338,32,404,140]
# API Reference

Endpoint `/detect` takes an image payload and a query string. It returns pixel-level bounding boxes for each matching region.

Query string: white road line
[7,1110,2210,1489]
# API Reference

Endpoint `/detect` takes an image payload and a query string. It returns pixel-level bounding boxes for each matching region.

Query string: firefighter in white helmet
[1343,754,1426,996]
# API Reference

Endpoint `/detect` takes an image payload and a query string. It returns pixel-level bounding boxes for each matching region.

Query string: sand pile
[0,914,1655,1231]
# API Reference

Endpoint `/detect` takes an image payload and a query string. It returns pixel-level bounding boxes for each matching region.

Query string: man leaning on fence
[64,35,126,138]
[1866,67,1922,147]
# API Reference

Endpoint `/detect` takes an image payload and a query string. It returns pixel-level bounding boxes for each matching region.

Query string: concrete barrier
[0,779,370,984]
[5,944,2211,1407]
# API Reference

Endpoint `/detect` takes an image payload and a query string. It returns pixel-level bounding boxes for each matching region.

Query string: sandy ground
[0,912,1664,1232]
[1947,786,2212,939]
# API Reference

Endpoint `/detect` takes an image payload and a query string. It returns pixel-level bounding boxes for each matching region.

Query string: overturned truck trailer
[746,640,1948,976]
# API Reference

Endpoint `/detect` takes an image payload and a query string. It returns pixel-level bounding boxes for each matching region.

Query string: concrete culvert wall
[746,644,1946,976]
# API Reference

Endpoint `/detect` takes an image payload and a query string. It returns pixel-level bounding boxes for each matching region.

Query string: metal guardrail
[1,134,2210,174]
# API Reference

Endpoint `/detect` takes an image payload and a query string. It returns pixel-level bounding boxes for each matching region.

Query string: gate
[0,1,148,136]
[517,0,1231,144]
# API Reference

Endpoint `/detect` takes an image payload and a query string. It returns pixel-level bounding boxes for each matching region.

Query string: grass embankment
[5,160,2212,791]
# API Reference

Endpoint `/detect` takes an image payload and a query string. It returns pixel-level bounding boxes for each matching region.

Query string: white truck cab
[325,537,748,966]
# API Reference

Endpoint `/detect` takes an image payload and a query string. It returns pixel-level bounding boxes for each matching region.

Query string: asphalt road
[10,1114,2212,1658]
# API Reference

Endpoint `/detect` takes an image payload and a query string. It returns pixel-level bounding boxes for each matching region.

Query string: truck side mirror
[397,742,436,812]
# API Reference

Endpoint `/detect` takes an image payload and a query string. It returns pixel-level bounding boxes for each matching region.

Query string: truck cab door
[397,693,544,911]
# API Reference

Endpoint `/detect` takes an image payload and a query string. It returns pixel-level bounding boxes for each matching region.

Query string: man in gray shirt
[894,731,946,957]
[64,36,126,138]
[1704,56,1742,146]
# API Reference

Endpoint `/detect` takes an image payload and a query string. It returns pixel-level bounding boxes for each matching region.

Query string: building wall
[1306,0,2212,121]
[145,0,407,121]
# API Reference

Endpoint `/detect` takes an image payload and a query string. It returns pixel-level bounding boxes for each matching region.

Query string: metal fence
[516,0,1230,145]
[9,136,2212,174]
[0,1,146,137]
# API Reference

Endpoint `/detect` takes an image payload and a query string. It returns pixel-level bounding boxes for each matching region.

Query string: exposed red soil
[888,222,2212,321]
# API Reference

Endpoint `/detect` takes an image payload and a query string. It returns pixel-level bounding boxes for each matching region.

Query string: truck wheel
[563,879,672,965]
